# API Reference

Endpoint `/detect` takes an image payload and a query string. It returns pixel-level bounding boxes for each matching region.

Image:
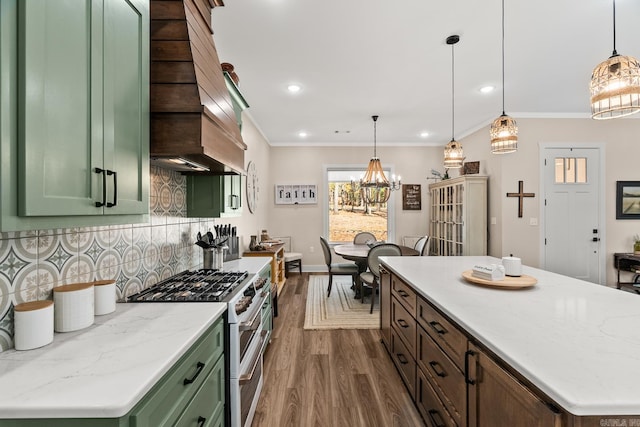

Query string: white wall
[264,144,443,268]
[255,116,639,284]
[456,117,640,286]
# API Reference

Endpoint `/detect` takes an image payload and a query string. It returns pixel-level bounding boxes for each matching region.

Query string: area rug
[303,275,379,330]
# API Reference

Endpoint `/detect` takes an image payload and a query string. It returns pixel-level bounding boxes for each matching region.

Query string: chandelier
[443,35,464,169]
[490,0,518,154]
[360,115,400,205]
[590,0,640,120]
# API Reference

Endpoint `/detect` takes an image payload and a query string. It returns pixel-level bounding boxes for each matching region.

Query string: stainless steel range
[127,269,269,427]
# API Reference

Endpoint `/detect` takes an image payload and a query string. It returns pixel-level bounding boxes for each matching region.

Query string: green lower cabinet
[260,264,273,349]
[174,356,225,427]
[0,319,225,427]
[187,174,243,218]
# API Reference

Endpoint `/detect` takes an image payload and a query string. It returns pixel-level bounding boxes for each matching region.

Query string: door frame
[538,142,606,285]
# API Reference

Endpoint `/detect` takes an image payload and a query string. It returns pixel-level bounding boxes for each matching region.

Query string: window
[324,167,394,243]
[554,157,587,184]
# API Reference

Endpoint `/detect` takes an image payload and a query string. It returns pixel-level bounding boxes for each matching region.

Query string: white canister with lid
[14,300,54,350]
[502,256,522,277]
[93,279,116,315]
[53,283,95,332]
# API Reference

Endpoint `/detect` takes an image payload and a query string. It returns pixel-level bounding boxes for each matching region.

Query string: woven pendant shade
[443,35,464,169]
[443,139,464,169]
[590,54,640,119]
[490,0,518,154]
[490,113,518,154]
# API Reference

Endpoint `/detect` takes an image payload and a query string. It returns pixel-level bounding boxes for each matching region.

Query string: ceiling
[210,0,640,148]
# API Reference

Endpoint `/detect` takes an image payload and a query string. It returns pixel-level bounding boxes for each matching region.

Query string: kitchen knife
[207,231,214,243]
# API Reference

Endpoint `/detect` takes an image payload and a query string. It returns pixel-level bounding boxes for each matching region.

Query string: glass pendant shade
[590,54,640,119]
[360,157,391,204]
[443,139,464,169]
[490,113,518,154]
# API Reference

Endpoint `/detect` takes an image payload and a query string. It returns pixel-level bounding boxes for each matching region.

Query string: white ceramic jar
[502,256,523,277]
[53,283,95,332]
[14,300,54,350]
[93,279,116,315]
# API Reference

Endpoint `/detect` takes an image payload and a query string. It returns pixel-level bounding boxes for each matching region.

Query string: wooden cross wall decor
[506,180,535,218]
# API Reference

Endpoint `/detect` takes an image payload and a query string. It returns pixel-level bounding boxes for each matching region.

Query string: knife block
[223,236,239,261]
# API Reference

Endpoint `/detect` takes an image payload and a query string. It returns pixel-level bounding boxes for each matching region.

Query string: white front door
[543,147,602,284]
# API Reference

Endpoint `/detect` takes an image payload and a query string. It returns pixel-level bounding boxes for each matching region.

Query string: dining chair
[414,235,431,256]
[360,243,402,313]
[353,232,376,244]
[320,237,359,297]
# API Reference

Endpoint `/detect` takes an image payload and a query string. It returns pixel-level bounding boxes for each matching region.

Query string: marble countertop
[380,256,640,416]
[0,302,226,419]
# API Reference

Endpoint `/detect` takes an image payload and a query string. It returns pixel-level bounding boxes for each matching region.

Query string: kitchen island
[0,302,226,425]
[380,255,640,426]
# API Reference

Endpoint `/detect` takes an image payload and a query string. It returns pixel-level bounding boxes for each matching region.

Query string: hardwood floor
[252,273,425,427]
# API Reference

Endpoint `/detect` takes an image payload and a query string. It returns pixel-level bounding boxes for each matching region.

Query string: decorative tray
[461,270,537,289]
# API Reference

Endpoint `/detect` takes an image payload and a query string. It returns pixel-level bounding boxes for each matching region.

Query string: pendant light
[443,35,464,169]
[359,115,400,205]
[590,0,640,120]
[490,0,518,154]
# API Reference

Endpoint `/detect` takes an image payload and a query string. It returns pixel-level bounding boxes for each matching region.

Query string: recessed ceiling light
[420,132,429,138]
[287,84,301,93]
[480,85,495,94]
[298,131,308,137]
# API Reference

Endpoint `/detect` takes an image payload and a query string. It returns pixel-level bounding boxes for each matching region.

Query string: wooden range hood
[150,0,246,174]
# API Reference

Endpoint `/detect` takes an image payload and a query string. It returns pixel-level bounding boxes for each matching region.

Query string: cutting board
[461,270,537,289]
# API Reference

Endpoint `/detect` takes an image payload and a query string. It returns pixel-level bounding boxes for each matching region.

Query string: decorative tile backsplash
[0,166,213,352]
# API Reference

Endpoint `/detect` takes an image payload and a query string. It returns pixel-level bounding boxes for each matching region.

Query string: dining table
[333,243,420,298]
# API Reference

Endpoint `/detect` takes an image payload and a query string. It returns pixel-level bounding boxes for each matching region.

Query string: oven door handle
[239,330,267,385]
[239,293,269,331]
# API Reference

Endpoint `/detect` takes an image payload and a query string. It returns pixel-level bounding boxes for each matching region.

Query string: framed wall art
[275,184,317,205]
[616,181,640,219]
[402,184,421,210]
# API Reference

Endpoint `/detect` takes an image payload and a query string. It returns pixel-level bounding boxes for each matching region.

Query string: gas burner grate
[127,270,249,302]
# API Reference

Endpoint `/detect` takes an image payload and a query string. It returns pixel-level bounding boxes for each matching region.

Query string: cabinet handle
[397,289,409,298]
[396,353,409,365]
[183,361,205,385]
[464,350,477,385]
[197,416,206,427]
[429,320,447,335]
[427,409,446,427]
[94,168,106,207]
[106,170,117,207]
[397,318,410,328]
[429,361,448,378]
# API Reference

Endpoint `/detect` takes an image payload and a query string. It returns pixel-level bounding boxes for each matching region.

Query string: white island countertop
[380,256,640,416]
[0,302,226,419]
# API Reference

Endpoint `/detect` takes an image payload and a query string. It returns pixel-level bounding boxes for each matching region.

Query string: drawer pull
[428,409,446,427]
[428,361,448,378]
[183,361,205,385]
[396,353,409,365]
[465,350,477,385]
[397,289,409,298]
[397,318,410,328]
[429,320,448,335]
[197,416,206,427]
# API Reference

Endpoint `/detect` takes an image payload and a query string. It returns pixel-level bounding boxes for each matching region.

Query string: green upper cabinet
[19,0,149,217]
[187,175,243,218]
[0,0,149,231]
